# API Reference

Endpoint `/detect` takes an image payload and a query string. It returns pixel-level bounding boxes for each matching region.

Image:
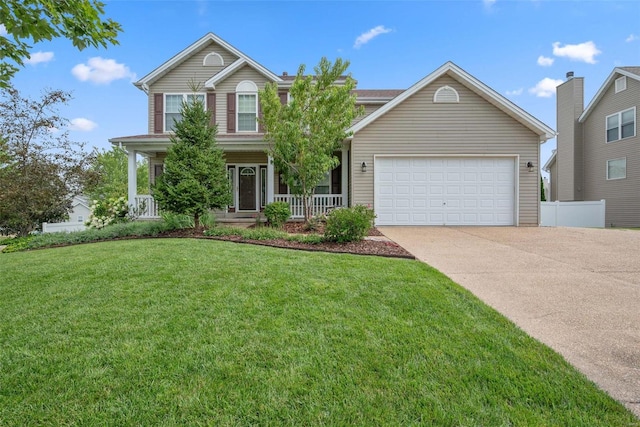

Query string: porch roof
[109,133,268,155]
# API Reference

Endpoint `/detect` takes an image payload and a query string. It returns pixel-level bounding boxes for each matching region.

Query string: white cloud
[529,78,564,98]
[626,34,638,43]
[354,25,392,49]
[25,51,54,65]
[552,41,601,64]
[537,55,554,67]
[71,57,135,84]
[506,88,523,96]
[69,118,97,132]
[0,24,6,36]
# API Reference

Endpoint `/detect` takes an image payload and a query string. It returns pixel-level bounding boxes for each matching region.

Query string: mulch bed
[158,224,414,259]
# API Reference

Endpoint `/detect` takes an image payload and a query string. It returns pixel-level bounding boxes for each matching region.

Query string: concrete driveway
[378,226,640,417]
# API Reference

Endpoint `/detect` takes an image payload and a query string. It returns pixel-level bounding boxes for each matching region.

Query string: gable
[349,62,554,141]
[579,67,640,122]
[152,40,240,92]
[355,74,539,143]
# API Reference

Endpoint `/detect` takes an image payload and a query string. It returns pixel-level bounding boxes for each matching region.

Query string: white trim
[205,58,246,88]
[236,80,258,92]
[615,76,627,93]
[542,149,556,172]
[606,157,627,180]
[433,85,459,103]
[605,106,636,143]
[203,52,224,67]
[579,68,640,122]
[135,32,282,89]
[348,62,555,142]
[372,154,520,226]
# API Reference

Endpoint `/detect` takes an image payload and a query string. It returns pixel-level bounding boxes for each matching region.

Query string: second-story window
[236,81,258,132]
[165,94,205,132]
[606,107,635,143]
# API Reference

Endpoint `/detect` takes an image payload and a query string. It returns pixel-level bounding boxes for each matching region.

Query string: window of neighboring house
[615,76,627,93]
[77,215,84,223]
[606,107,636,143]
[165,93,205,132]
[607,158,626,180]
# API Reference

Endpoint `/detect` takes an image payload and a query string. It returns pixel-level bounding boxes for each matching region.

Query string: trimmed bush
[324,205,375,243]
[264,201,290,228]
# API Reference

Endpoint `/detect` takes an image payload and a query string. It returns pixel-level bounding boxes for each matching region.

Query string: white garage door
[375,157,515,226]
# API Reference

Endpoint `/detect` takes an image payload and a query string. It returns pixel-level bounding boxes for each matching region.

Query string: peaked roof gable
[543,149,557,172]
[578,67,640,122]
[348,61,555,141]
[134,32,282,91]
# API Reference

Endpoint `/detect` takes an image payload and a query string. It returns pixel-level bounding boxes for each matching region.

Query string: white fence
[274,194,344,218]
[540,200,605,228]
[42,222,87,233]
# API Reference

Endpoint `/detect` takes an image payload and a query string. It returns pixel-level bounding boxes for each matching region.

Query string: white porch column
[127,149,137,208]
[266,155,275,203]
[341,147,349,207]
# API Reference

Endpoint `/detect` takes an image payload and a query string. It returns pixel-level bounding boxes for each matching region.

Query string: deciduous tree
[153,93,231,229]
[0,87,96,235]
[85,146,149,200]
[259,57,363,222]
[0,0,122,87]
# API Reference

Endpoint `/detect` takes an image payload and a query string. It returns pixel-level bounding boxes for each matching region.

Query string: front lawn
[0,239,636,425]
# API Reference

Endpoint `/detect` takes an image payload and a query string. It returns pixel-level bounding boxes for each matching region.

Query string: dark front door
[238,166,257,211]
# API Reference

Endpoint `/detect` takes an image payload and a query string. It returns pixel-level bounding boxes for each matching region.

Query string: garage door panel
[375,157,515,226]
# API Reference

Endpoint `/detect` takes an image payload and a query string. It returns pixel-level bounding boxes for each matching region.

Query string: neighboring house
[543,149,557,201]
[110,32,554,226]
[42,195,90,233]
[547,68,639,227]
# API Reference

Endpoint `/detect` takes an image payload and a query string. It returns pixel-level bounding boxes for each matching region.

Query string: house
[547,68,639,227]
[110,32,554,226]
[42,195,90,233]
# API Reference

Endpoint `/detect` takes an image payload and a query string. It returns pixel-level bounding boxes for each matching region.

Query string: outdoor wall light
[526,161,535,172]
[361,162,367,173]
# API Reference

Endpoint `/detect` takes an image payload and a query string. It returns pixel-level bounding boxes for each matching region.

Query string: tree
[0,87,96,236]
[85,146,149,200]
[152,93,231,229]
[0,0,122,87]
[259,57,363,222]
[541,176,547,202]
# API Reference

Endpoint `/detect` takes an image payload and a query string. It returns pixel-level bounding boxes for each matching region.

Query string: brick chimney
[556,72,584,201]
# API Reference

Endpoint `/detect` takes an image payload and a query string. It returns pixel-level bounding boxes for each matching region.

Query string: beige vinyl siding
[352,104,384,125]
[214,65,270,134]
[147,40,239,133]
[351,74,541,226]
[582,75,640,227]
[556,77,584,201]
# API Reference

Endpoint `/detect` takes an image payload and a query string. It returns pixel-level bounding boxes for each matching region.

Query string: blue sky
[8,0,640,171]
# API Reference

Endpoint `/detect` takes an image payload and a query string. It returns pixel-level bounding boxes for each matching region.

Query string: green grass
[0,239,637,426]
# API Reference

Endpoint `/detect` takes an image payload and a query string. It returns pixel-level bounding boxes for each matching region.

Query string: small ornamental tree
[259,57,363,222]
[85,146,148,200]
[152,91,231,229]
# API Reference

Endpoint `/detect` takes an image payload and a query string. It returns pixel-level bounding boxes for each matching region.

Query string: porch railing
[132,194,343,220]
[273,194,344,219]
[133,195,161,219]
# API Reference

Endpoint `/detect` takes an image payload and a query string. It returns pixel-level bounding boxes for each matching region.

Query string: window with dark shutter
[278,91,288,105]
[207,93,216,126]
[153,93,163,133]
[227,93,236,133]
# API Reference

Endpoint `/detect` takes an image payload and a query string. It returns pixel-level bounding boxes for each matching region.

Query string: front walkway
[378,226,640,418]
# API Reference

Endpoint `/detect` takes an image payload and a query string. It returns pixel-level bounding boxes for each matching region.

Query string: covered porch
[124,143,350,220]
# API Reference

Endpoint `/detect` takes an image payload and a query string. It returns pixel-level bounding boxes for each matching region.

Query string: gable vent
[433,85,459,103]
[615,76,627,93]
[203,52,224,67]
